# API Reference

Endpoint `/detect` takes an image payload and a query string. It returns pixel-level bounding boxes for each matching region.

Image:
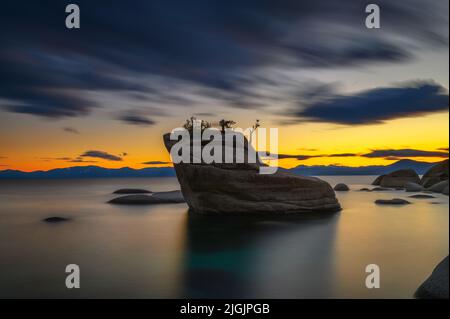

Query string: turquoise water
[0,176,448,298]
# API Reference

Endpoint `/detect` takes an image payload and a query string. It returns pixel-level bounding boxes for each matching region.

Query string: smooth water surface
[0,176,448,298]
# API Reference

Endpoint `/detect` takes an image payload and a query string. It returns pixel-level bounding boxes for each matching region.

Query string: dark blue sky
[0,0,448,124]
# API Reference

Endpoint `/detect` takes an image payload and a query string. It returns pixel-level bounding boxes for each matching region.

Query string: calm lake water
[0,176,448,298]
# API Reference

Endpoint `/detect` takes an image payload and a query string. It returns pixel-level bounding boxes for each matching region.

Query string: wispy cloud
[265,148,448,161]
[142,161,172,165]
[63,127,80,134]
[118,114,156,126]
[263,152,359,161]
[80,150,123,161]
[363,149,449,158]
[69,158,98,163]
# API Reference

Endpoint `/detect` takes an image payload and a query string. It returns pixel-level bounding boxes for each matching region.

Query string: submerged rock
[43,216,70,223]
[404,182,424,192]
[375,198,411,205]
[163,133,341,215]
[359,188,371,192]
[371,187,391,191]
[372,169,420,188]
[415,256,449,299]
[408,194,436,199]
[109,190,185,205]
[113,188,152,194]
[443,186,449,196]
[420,160,449,188]
[334,183,349,191]
[427,180,449,193]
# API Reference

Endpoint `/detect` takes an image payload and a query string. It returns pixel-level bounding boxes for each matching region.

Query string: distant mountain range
[0,166,176,179]
[0,159,439,179]
[280,159,437,176]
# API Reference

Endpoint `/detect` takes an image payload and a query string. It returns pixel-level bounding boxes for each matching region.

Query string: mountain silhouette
[0,159,436,179]
[0,159,440,179]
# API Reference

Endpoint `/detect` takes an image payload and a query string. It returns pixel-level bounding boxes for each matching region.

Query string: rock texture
[371,175,385,186]
[443,186,449,196]
[113,188,152,194]
[375,198,411,205]
[163,132,340,214]
[415,256,449,299]
[334,183,349,191]
[109,190,185,205]
[420,159,449,188]
[372,169,420,187]
[427,180,449,193]
[404,182,424,192]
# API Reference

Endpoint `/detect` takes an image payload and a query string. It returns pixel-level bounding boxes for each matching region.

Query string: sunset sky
[0,0,448,172]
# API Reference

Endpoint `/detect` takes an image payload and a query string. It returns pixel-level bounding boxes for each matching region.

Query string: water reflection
[181,211,339,298]
[0,177,447,298]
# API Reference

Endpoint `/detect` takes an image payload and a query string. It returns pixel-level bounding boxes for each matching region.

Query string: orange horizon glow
[0,111,448,172]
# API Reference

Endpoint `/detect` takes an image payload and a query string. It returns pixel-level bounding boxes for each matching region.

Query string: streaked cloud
[68,159,98,163]
[288,81,449,125]
[363,148,449,158]
[118,114,156,126]
[80,150,123,161]
[63,127,80,134]
[265,152,358,161]
[142,161,172,165]
[0,1,447,118]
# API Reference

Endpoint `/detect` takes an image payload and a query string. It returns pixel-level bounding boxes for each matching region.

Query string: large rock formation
[420,159,449,188]
[404,182,424,192]
[427,180,449,193]
[415,256,449,299]
[372,169,420,187]
[163,132,341,214]
[443,186,449,196]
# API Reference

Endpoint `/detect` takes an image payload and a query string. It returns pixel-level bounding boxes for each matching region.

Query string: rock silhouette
[372,169,420,188]
[163,132,340,214]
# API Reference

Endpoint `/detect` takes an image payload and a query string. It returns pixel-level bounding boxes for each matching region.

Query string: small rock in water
[375,198,411,205]
[334,183,350,191]
[408,194,436,199]
[109,190,185,205]
[113,188,152,194]
[371,187,391,191]
[359,188,371,192]
[43,217,70,223]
